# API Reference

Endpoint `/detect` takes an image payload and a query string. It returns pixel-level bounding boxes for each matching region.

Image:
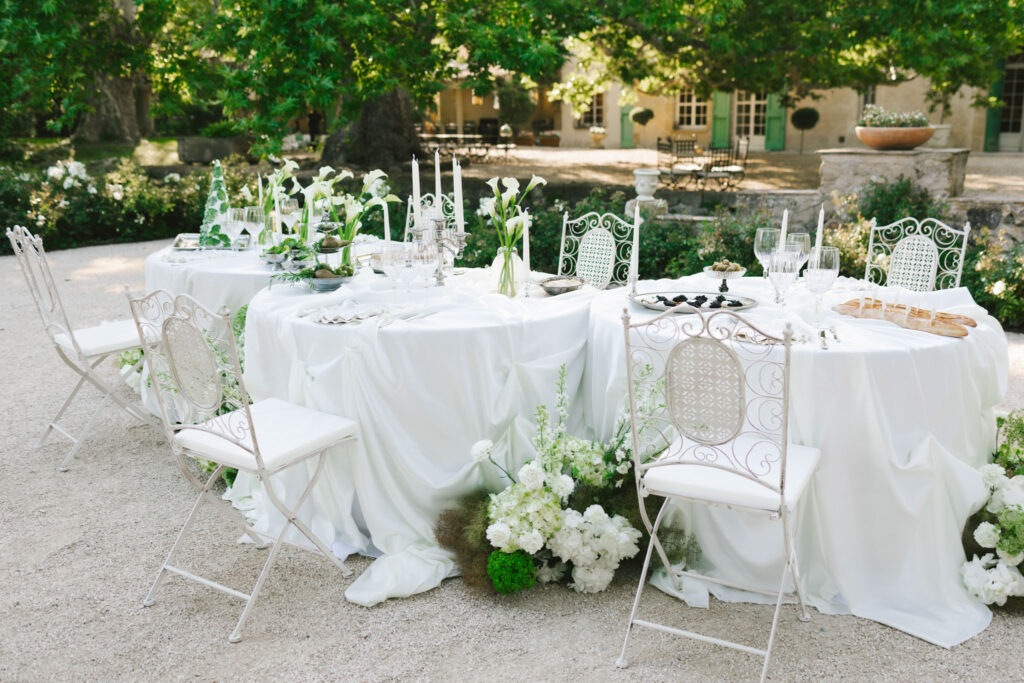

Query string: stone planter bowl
[854,126,935,151]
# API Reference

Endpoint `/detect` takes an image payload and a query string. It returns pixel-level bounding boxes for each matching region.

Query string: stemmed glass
[280,198,300,233]
[785,232,812,272]
[754,228,779,279]
[805,246,840,324]
[241,206,265,248]
[225,208,246,250]
[768,247,800,307]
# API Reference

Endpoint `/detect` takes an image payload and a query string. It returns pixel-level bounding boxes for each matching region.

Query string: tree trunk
[73,73,152,143]
[321,89,420,170]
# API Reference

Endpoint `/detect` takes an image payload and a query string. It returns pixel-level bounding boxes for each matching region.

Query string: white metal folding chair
[864,216,970,291]
[127,289,359,643]
[5,225,153,470]
[403,192,455,240]
[557,211,638,289]
[616,306,820,682]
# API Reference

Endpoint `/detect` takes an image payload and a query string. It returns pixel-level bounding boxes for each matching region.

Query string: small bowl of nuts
[703,260,746,292]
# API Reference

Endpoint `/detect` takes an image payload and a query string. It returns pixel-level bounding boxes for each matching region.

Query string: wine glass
[754,228,779,279]
[241,206,265,248]
[280,198,300,233]
[805,246,840,324]
[768,247,800,307]
[785,232,812,271]
[224,208,246,250]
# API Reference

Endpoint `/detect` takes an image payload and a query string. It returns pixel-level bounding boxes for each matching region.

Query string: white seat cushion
[672,163,701,173]
[643,433,820,511]
[174,398,357,473]
[55,318,141,357]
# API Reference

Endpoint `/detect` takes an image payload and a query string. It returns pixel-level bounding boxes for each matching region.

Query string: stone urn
[590,131,607,148]
[854,126,935,151]
[923,123,952,148]
[633,169,660,200]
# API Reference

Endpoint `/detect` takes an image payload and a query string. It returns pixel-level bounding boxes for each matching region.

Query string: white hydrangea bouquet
[962,411,1024,605]
[468,365,671,594]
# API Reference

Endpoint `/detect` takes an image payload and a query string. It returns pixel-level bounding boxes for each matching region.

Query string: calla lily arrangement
[484,175,546,296]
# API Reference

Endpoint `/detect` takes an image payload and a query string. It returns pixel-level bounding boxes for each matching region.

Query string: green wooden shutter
[765,93,786,150]
[985,60,1006,152]
[620,104,635,149]
[711,91,731,147]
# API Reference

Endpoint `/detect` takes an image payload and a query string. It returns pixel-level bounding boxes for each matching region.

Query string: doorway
[733,90,767,151]
[1000,54,1024,152]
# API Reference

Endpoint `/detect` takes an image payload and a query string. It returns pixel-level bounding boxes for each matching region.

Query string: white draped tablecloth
[231,269,599,606]
[584,274,1009,648]
[145,246,276,313]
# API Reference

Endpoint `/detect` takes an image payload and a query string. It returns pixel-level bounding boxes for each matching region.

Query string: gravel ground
[1,240,1022,681]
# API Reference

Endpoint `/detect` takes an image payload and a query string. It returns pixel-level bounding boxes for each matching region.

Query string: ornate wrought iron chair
[864,217,970,291]
[657,137,700,189]
[557,211,638,289]
[5,225,153,470]
[126,289,359,643]
[615,306,820,682]
[403,192,456,240]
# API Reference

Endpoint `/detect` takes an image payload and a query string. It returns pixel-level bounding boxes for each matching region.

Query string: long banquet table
[585,274,1008,647]
[142,245,1009,645]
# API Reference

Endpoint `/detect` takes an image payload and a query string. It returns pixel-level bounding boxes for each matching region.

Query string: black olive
[709,302,722,308]
[672,294,688,303]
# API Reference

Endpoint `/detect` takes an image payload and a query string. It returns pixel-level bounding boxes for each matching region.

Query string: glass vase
[493,246,522,297]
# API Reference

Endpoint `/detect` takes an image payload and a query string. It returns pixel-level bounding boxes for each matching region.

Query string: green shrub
[963,229,1024,331]
[856,175,947,227]
[486,549,536,594]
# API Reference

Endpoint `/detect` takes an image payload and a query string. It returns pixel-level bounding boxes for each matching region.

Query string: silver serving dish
[287,257,316,272]
[539,276,584,296]
[309,276,350,293]
[702,265,747,293]
[172,232,250,250]
[630,291,758,314]
[262,252,287,268]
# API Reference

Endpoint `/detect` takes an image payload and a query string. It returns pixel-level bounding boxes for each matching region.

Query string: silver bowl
[703,266,747,292]
[309,277,350,293]
[539,276,585,296]
[262,252,287,268]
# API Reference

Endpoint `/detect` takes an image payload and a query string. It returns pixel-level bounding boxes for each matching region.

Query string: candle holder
[410,206,465,287]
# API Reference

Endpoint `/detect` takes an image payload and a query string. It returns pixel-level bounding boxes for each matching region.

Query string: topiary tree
[790,107,819,153]
[630,107,654,126]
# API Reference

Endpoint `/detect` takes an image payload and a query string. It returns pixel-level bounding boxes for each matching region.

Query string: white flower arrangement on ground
[962,411,1024,605]
[475,365,667,593]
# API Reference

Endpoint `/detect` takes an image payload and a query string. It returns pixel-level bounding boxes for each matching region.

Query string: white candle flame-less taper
[522,211,530,290]
[453,157,465,233]
[274,189,282,234]
[779,209,789,250]
[434,149,442,205]
[412,156,421,228]
[814,204,824,259]
[382,200,390,243]
[257,174,263,208]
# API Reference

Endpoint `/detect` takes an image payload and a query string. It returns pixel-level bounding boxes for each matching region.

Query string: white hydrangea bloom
[961,554,1024,606]
[974,521,1000,549]
[991,281,1007,296]
[536,560,567,584]
[570,565,616,594]
[62,176,79,190]
[46,165,64,180]
[1001,476,1024,509]
[519,529,544,554]
[549,474,575,499]
[545,505,641,593]
[486,522,512,550]
[997,547,1024,566]
[981,463,1008,488]
[470,439,493,464]
[517,461,545,490]
[164,172,181,184]
[987,486,1006,514]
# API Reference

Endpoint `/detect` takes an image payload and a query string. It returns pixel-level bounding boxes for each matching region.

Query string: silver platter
[630,291,758,314]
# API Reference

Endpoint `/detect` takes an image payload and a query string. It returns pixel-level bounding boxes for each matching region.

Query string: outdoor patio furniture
[557,211,638,289]
[657,137,700,188]
[864,216,971,291]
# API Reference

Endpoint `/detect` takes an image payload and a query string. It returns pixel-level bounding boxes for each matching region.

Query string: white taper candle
[815,203,824,254]
[779,209,789,249]
[383,201,390,243]
[630,203,641,284]
[412,156,421,227]
[434,149,442,203]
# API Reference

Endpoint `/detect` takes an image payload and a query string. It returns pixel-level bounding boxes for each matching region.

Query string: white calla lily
[501,177,520,193]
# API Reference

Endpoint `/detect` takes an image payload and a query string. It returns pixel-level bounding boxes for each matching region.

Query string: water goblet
[768,247,800,307]
[754,228,779,279]
[241,206,265,248]
[785,232,812,271]
[805,246,840,324]
[224,207,246,250]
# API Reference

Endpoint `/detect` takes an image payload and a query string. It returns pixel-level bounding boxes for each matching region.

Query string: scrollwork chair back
[6,226,77,355]
[403,192,455,240]
[128,291,262,471]
[864,217,970,292]
[558,211,637,289]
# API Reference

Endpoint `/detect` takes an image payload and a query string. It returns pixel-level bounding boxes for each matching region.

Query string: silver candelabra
[411,207,465,287]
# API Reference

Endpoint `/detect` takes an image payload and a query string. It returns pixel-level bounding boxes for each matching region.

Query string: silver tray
[173,232,250,250]
[630,291,758,314]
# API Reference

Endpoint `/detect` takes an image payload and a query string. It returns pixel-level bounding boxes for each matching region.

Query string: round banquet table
[230,268,600,606]
[584,274,1008,648]
[145,246,276,313]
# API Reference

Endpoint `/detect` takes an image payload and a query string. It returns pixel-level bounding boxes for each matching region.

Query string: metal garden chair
[6,225,153,470]
[557,211,639,290]
[126,289,359,643]
[616,306,820,682]
[864,217,970,292]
